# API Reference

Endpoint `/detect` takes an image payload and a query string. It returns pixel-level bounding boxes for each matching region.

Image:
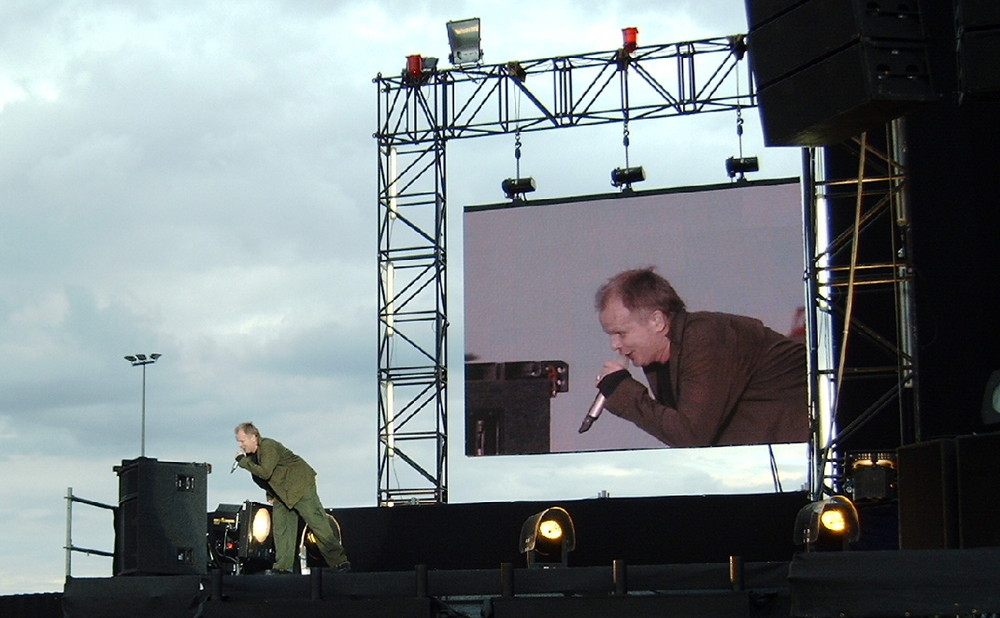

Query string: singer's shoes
[264,568,292,575]
[334,561,352,573]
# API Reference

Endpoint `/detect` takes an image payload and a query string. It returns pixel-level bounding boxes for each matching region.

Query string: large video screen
[463,179,806,456]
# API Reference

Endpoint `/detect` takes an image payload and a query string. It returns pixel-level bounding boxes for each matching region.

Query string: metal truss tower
[802,120,918,500]
[374,36,755,505]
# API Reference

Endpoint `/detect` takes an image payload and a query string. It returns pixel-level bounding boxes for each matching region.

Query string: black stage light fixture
[501,177,536,200]
[446,17,482,65]
[847,451,897,502]
[505,61,527,82]
[207,503,241,574]
[237,500,275,573]
[300,512,344,570]
[725,156,759,180]
[793,495,860,552]
[519,506,576,567]
[611,166,645,190]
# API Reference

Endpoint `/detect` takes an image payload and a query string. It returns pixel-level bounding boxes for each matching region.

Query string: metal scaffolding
[374,36,755,505]
[802,120,919,500]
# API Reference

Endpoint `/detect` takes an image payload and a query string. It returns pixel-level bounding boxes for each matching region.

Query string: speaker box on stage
[743,0,802,31]
[744,0,938,146]
[897,439,958,549]
[956,0,1000,30]
[465,379,551,456]
[115,457,209,576]
[954,433,1000,547]
[757,40,936,146]
[898,434,1000,549]
[958,29,1000,99]
[465,360,567,456]
[956,0,1000,98]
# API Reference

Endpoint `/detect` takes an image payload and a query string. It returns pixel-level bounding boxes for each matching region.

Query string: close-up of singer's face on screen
[463,180,807,456]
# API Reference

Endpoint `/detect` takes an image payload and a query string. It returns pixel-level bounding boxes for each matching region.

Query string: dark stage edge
[45,549,1000,618]
[60,562,794,618]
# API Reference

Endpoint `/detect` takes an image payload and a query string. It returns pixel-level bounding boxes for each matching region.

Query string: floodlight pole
[124,353,162,457]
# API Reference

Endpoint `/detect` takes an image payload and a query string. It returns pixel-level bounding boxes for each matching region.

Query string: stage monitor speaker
[955,433,1000,548]
[757,39,937,146]
[898,434,1000,550]
[897,439,958,549]
[116,457,209,576]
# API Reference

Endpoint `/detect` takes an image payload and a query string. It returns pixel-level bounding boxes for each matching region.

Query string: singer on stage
[592,267,808,447]
[234,422,351,574]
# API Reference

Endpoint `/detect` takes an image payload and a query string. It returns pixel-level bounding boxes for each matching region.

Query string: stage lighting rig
[725,156,759,181]
[622,26,638,54]
[403,54,438,86]
[503,125,535,201]
[793,495,860,552]
[505,61,527,82]
[615,27,639,68]
[207,504,241,574]
[519,506,576,567]
[236,501,276,573]
[446,17,482,65]
[611,166,646,190]
[847,451,897,502]
[501,177,536,201]
[300,512,345,570]
[612,104,644,191]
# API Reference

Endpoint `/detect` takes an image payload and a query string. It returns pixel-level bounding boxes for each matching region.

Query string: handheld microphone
[578,355,628,434]
[578,393,606,433]
[231,454,245,474]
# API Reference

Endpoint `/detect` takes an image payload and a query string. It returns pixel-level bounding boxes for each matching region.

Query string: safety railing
[64,486,116,578]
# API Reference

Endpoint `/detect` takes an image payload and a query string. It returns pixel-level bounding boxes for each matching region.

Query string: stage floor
[47,548,1000,618]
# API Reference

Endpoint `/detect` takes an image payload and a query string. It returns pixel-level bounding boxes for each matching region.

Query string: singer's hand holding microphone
[231,451,246,473]
[578,354,629,433]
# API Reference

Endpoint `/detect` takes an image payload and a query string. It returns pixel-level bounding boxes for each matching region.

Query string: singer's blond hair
[234,422,260,438]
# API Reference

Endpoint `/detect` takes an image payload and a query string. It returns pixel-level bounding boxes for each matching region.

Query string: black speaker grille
[116,458,209,575]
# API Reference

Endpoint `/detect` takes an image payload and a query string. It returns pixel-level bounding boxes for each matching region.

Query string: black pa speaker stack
[115,457,210,576]
[897,433,1000,550]
[956,0,1000,99]
[744,0,938,146]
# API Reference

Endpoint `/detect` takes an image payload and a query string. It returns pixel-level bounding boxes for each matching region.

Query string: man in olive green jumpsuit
[234,422,350,573]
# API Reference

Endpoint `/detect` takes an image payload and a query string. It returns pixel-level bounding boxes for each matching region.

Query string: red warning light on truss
[622,27,638,53]
[406,54,424,79]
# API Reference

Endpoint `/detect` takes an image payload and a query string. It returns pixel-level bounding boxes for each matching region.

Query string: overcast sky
[0,0,805,594]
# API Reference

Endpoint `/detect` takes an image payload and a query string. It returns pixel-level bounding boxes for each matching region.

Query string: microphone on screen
[578,393,607,433]
[578,355,628,434]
